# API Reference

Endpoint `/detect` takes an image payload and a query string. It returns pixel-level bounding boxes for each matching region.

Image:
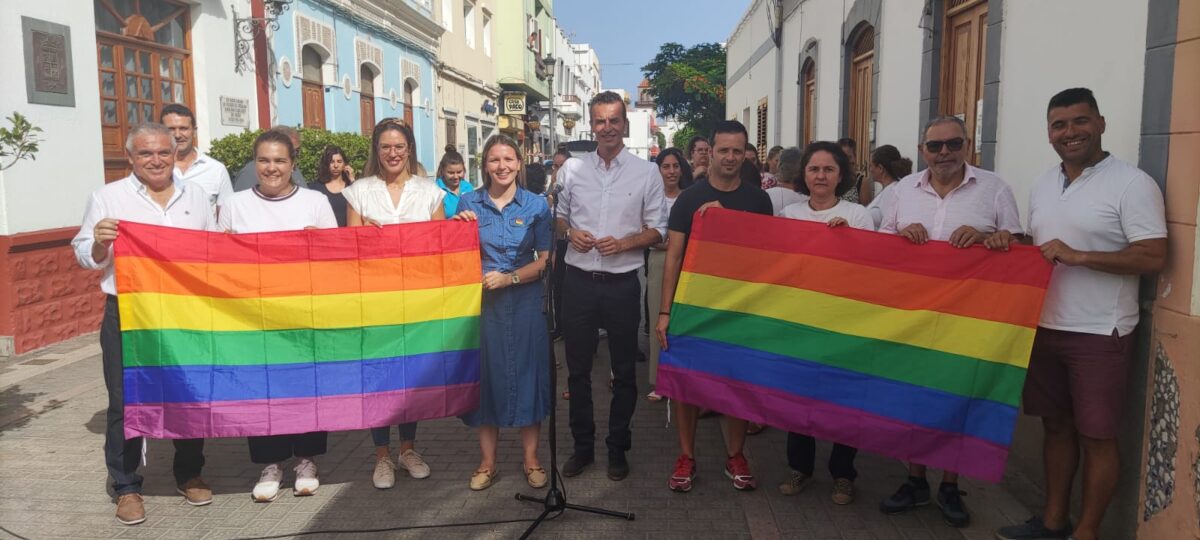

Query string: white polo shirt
[72,175,215,295]
[1028,154,1167,336]
[218,185,338,233]
[174,151,233,212]
[556,147,667,273]
[879,164,1022,240]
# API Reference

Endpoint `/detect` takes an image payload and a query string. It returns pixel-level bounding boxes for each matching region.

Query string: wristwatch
[510,273,521,285]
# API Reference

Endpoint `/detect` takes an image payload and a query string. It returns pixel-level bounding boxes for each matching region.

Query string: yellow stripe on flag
[119,285,482,332]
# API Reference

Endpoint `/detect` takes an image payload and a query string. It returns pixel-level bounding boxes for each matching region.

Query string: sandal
[525,466,548,489]
[469,468,497,491]
[647,390,663,402]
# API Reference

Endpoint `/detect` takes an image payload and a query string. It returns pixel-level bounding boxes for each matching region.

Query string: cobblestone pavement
[0,333,1041,539]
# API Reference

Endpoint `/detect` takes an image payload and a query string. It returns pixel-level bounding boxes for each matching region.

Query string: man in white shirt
[556,91,667,481]
[991,89,1166,540]
[72,123,216,526]
[160,104,233,218]
[878,116,1023,528]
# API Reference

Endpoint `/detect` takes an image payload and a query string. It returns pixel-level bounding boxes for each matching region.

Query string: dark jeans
[563,266,640,457]
[369,423,418,447]
[551,239,568,335]
[787,432,859,480]
[102,296,205,495]
[248,432,328,464]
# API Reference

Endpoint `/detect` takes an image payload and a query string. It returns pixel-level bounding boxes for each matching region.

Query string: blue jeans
[370,423,417,447]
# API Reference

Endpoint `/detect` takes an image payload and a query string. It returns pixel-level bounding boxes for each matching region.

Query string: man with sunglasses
[876,115,1021,528]
[989,89,1166,540]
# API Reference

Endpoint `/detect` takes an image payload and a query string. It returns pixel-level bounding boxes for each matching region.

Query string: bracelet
[659,311,670,316]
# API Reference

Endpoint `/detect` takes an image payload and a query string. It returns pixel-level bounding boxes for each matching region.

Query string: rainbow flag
[114,221,482,440]
[657,209,1052,481]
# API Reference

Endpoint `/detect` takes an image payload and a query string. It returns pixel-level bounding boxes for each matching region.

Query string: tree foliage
[671,125,699,152]
[0,112,43,171]
[209,127,371,180]
[642,42,726,143]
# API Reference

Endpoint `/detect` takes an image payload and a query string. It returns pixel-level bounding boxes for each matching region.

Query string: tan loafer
[115,493,146,526]
[176,476,213,506]
[470,468,497,491]
[525,466,548,489]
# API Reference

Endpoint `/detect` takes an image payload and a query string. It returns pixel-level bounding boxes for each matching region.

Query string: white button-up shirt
[556,148,666,273]
[72,175,215,295]
[1029,155,1166,336]
[174,151,233,214]
[879,164,1022,240]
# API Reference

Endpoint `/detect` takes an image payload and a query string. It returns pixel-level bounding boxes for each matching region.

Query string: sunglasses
[923,137,965,153]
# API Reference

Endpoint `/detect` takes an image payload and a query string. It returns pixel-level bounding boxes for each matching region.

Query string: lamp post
[542,54,558,159]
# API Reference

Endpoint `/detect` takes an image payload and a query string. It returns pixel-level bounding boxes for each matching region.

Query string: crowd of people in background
[75,87,1166,540]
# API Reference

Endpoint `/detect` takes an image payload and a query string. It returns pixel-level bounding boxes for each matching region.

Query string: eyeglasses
[924,137,965,153]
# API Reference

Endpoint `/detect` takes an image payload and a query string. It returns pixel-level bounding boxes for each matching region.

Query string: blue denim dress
[459,187,553,427]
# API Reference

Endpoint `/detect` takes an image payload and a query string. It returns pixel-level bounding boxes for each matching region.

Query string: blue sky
[553,0,750,102]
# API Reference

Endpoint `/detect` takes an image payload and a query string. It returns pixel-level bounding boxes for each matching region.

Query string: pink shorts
[1022,327,1134,439]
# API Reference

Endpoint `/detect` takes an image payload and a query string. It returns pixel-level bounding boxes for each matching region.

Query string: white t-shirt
[343,175,444,225]
[866,181,896,230]
[765,186,808,216]
[1028,155,1167,336]
[781,199,874,231]
[218,186,338,233]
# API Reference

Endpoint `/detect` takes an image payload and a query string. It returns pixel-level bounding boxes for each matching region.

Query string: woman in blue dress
[452,134,553,491]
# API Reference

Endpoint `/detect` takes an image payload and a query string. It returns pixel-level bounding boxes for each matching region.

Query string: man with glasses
[876,116,1021,528]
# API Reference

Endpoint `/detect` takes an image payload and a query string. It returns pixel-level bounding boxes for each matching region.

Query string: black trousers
[787,432,858,480]
[551,239,568,335]
[248,432,328,464]
[102,296,205,495]
[562,266,640,457]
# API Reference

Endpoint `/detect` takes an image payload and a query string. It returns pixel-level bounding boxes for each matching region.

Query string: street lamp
[542,54,558,159]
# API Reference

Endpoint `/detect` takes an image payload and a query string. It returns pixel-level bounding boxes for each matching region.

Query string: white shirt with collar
[72,175,216,295]
[556,147,667,273]
[879,164,1022,240]
[343,175,444,225]
[1028,154,1167,337]
[174,150,233,212]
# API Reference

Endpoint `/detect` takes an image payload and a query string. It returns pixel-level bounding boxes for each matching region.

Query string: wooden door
[802,60,815,147]
[302,81,325,129]
[360,96,375,136]
[848,26,874,170]
[403,81,415,128]
[94,0,192,182]
[940,0,988,165]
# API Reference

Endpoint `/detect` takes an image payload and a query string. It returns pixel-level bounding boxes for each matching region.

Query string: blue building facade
[271,0,441,171]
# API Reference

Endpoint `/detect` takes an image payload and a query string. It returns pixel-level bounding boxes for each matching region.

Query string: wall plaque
[220,96,250,127]
[22,16,75,107]
[502,92,526,115]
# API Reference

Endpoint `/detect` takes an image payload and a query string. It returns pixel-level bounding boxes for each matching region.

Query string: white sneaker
[398,449,431,479]
[252,463,283,502]
[372,456,396,489]
[293,458,319,496]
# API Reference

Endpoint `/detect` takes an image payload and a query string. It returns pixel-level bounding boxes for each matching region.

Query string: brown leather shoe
[115,493,146,525]
[176,476,213,506]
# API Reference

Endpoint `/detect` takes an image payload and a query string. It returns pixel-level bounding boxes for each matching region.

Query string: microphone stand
[514,184,635,539]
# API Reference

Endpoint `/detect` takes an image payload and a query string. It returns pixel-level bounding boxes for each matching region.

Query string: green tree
[642,42,726,141]
[209,128,371,181]
[0,112,43,171]
[671,125,698,152]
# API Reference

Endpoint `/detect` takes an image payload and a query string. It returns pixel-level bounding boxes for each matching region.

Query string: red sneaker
[668,454,696,492]
[724,453,757,491]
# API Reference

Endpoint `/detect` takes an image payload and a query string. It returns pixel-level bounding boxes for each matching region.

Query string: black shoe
[936,483,970,528]
[607,453,629,481]
[562,454,593,477]
[995,516,1072,539]
[879,478,930,514]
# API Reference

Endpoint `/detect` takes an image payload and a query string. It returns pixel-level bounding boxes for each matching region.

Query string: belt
[568,265,638,282]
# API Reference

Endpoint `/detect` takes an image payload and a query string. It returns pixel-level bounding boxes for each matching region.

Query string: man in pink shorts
[987,88,1167,540]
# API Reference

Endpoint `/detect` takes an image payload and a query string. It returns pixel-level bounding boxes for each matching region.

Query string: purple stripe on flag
[656,365,1008,481]
[124,382,480,439]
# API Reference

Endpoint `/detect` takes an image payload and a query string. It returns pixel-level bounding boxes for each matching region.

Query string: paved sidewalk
[0,333,1040,539]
